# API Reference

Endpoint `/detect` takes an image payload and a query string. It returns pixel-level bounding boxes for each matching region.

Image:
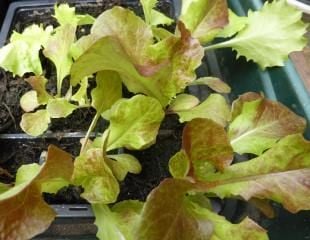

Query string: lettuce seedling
[0,4,95,136]
[90,94,309,240]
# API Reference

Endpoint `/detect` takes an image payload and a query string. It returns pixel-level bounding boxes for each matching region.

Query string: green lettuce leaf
[43,24,76,96]
[92,204,126,240]
[189,77,231,93]
[111,200,144,239]
[205,134,310,213]
[104,95,164,151]
[182,118,233,177]
[93,201,143,240]
[202,209,268,240]
[140,0,173,26]
[169,150,190,178]
[0,25,53,76]
[0,145,73,240]
[53,3,95,26]
[25,76,53,105]
[20,90,40,112]
[91,71,122,115]
[179,0,229,43]
[91,6,154,68]
[175,93,230,126]
[71,77,89,106]
[20,110,51,136]
[70,34,98,60]
[229,92,306,155]
[205,0,308,69]
[72,148,119,204]
[46,98,78,118]
[136,178,213,240]
[106,154,142,181]
[216,10,247,38]
[168,94,200,112]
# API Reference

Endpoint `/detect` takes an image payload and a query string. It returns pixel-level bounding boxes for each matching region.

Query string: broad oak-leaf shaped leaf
[205,134,310,213]
[179,0,229,43]
[228,92,306,155]
[136,178,214,240]
[0,145,73,240]
[182,118,234,178]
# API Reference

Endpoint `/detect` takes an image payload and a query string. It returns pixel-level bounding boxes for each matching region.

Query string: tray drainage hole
[69,206,89,211]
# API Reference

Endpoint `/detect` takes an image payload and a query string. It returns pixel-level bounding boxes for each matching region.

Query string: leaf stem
[80,111,101,154]
[56,72,62,97]
[204,39,234,51]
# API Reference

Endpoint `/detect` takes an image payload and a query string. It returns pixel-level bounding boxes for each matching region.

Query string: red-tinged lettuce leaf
[20,90,40,112]
[104,95,164,151]
[91,6,154,68]
[0,184,55,240]
[0,145,73,240]
[182,118,233,177]
[53,4,95,26]
[136,178,214,240]
[91,71,122,115]
[71,7,203,106]
[205,134,310,213]
[179,0,229,43]
[71,148,120,204]
[25,76,53,105]
[189,77,231,93]
[249,199,275,218]
[46,98,78,118]
[168,94,200,112]
[229,92,306,155]
[43,24,76,95]
[0,25,53,76]
[20,110,51,136]
[175,93,231,127]
[205,0,308,69]
[70,36,167,103]
[93,201,143,240]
